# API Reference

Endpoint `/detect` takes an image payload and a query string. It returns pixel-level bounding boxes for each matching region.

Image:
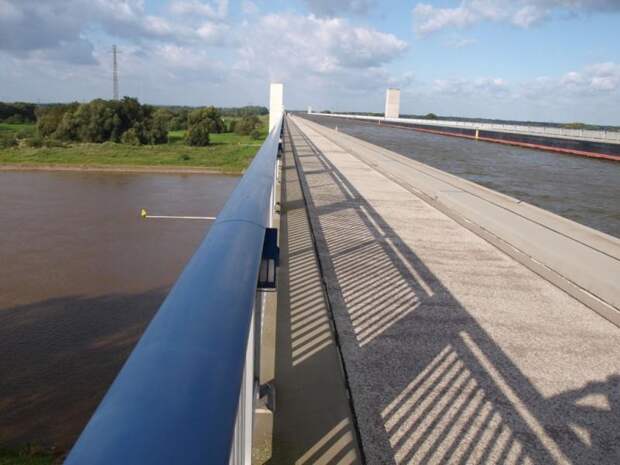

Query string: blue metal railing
[64,115,283,465]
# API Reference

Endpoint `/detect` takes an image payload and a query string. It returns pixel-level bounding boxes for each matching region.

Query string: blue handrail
[64,115,283,465]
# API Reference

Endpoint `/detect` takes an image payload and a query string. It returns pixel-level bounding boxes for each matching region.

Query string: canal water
[302,114,620,239]
[0,170,238,449]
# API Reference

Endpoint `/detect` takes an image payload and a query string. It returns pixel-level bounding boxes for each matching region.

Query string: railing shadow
[268,126,360,464]
[288,118,620,465]
[0,289,168,450]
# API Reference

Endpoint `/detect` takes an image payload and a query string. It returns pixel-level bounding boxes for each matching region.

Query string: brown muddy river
[0,170,238,449]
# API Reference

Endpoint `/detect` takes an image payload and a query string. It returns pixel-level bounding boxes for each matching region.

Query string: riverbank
[0,124,266,175]
[0,163,241,175]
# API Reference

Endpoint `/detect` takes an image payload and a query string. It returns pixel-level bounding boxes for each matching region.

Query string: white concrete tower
[269,83,284,131]
[384,88,400,119]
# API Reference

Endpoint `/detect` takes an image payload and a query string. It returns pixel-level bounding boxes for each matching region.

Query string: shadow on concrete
[288,118,620,465]
[0,289,168,450]
[268,125,361,465]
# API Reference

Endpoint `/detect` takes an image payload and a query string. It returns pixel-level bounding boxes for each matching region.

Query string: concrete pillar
[384,88,400,119]
[269,83,284,131]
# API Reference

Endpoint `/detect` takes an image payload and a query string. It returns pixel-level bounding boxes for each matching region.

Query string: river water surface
[302,114,620,239]
[0,170,238,449]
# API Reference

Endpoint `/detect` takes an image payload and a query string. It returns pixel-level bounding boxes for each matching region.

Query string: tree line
[0,102,37,124]
[1,99,264,148]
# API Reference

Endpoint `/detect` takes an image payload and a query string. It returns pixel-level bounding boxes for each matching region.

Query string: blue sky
[1,0,619,124]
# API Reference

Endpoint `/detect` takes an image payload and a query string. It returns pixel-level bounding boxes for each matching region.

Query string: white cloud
[169,0,228,20]
[407,61,620,124]
[196,22,233,45]
[431,76,510,97]
[560,62,620,93]
[241,1,259,15]
[413,3,479,35]
[426,62,620,104]
[511,5,546,27]
[227,12,408,111]
[303,0,376,17]
[0,0,236,65]
[413,0,620,35]
[1,0,617,124]
[236,13,407,78]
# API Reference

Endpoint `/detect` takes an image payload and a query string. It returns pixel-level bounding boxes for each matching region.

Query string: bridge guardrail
[63,115,284,465]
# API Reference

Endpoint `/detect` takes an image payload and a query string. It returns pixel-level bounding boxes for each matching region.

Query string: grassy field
[0,123,36,137]
[0,119,269,174]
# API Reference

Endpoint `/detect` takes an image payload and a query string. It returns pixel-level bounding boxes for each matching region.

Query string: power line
[113,45,119,101]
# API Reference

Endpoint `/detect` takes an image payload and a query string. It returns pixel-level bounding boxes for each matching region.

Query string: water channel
[302,114,620,239]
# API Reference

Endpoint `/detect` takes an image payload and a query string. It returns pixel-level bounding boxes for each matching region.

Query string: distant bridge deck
[270,115,620,464]
[311,113,620,161]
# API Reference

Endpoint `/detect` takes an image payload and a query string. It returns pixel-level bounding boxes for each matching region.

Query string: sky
[1,0,619,124]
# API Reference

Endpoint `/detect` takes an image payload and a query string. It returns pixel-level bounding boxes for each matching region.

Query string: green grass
[0,123,36,137]
[0,448,57,465]
[0,123,269,174]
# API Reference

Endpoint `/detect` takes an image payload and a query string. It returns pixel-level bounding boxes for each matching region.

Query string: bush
[25,136,44,148]
[4,114,25,124]
[121,128,142,146]
[146,117,169,145]
[37,103,79,138]
[250,128,261,140]
[43,138,67,148]
[0,135,17,148]
[152,108,174,129]
[37,98,168,145]
[220,106,268,117]
[17,127,35,139]
[188,107,225,134]
[234,115,261,136]
[0,102,36,123]
[186,121,210,146]
[168,109,189,131]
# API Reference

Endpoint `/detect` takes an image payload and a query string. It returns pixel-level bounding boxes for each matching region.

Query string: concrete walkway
[268,120,362,465]
[288,115,620,465]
